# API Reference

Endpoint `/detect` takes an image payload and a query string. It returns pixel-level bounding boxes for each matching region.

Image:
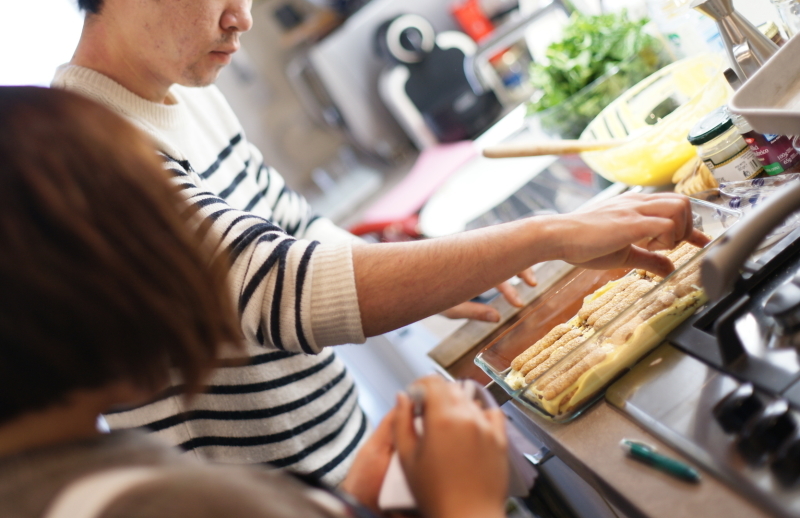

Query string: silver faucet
[691,0,779,82]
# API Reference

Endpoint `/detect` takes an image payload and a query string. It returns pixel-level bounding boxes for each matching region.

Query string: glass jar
[687,107,764,183]
[770,0,800,37]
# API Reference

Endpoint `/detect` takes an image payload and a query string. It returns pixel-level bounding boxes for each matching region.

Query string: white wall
[0,0,83,86]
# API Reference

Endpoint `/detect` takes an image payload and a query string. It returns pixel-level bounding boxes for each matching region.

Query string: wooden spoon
[482,139,625,158]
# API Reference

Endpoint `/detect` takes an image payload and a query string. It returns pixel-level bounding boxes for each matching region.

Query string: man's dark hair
[0,86,243,424]
[77,0,103,14]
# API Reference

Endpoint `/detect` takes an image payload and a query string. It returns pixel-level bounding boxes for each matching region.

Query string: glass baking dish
[475,198,741,421]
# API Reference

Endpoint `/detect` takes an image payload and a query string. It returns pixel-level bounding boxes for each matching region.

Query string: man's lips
[211,44,239,56]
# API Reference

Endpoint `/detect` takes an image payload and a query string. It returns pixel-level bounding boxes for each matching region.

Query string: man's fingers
[497,281,523,307]
[646,200,685,246]
[638,217,679,251]
[623,246,675,277]
[440,302,500,323]
[518,268,537,287]
[686,227,712,248]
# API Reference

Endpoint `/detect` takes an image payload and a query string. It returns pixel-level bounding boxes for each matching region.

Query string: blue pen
[621,439,701,483]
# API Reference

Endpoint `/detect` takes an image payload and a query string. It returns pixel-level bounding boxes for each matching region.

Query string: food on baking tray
[504,240,707,416]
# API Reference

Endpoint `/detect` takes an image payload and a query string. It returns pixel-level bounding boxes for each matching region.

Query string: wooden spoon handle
[482,139,624,158]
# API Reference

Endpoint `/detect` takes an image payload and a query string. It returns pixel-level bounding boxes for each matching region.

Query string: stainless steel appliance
[376,14,503,149]
[608,182,800,518]
[691,0,779,81]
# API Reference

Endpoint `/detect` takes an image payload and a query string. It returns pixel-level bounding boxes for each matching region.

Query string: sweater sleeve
[163,155,365,352]
[244,142,357,244]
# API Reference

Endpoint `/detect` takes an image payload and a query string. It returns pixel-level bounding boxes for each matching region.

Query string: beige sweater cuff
[309,242,365,348]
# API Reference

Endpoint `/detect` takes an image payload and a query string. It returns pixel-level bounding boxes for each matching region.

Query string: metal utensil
[691,0,778,82]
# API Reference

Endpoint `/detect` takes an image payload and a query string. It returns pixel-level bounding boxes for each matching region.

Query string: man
[55,0,706,484]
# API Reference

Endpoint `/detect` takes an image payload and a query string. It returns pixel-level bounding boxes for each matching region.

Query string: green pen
[620,439,701,483]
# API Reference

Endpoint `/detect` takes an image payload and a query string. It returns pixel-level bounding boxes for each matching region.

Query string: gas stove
[607,226,800,518]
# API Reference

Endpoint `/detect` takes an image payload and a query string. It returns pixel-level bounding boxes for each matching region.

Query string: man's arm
[166,155,704,346]
[353,193,708,337]
[244,142,536,323]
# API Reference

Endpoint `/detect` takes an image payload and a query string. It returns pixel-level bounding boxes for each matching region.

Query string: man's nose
[221,1,253,33]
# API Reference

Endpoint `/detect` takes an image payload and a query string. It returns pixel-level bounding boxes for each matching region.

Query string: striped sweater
[52,65,369,485]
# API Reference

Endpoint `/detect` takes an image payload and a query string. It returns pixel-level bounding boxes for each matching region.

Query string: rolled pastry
[524,330,591,384]
[591,279,655,330]
[510,323,570,371]
[578,275,636,322]
[519,327,582,375]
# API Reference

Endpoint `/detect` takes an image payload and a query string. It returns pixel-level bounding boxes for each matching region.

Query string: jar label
[742,132,800,176]
[703,145,763,183]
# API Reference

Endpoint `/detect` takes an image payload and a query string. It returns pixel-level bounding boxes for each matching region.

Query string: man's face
[109,0,253,88]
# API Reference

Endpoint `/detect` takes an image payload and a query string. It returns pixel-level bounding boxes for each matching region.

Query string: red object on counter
[451,0,495,42]
[349,215,421,242]
[349,141,478,241]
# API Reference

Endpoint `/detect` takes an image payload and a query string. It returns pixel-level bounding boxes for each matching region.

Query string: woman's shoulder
[99,465,351,518]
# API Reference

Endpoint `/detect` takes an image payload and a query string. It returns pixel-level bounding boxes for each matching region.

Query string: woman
[0,86,508,518]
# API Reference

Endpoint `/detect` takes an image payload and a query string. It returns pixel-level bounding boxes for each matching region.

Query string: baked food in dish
[504,240,706,416]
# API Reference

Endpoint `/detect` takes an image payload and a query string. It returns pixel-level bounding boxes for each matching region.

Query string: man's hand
[554,192,710,277]
[439,268,537,322]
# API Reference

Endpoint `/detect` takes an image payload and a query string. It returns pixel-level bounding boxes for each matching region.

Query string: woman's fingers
[485,408,509,450]
[393,392,418,461]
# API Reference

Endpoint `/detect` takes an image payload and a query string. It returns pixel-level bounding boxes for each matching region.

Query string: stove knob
[771,434,800,486]
[764,277,800,334]
[738,400,796,463]
[713,383,763,433]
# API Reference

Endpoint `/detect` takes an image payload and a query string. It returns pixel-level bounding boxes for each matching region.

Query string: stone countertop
[505,399,772,518]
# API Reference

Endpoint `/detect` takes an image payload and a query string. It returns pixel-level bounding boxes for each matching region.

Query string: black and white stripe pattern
[53,65,369,486]
[107,150,367,488]
[104,151,367,484]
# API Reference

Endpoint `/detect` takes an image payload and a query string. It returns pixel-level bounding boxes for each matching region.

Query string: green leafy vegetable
[527,11,668,138]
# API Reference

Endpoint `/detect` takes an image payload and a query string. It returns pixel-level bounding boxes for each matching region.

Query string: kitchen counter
[428,284,776,517]
[505,399,772,518]
[430,308,774,517]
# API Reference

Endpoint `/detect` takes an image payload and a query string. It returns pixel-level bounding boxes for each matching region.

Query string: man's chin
[180,67,224,88]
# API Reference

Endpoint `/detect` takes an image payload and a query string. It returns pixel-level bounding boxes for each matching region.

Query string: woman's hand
[393,376,508,518]
[340,408,396,514]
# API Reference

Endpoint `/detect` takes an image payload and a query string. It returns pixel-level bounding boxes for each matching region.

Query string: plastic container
[579,53,732,186]
[474,199,742,422]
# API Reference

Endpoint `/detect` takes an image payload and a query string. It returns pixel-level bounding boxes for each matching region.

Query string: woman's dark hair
[77,0,103,14]
[0,86,242,424]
